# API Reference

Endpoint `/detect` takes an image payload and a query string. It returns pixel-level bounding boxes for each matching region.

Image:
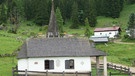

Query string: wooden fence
[109,72,132,76]
[12,67,91,76]
[107,63,132,76]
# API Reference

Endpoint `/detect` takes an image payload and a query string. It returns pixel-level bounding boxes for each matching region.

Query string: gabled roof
[18,38,106,58]
[94,26,121,32]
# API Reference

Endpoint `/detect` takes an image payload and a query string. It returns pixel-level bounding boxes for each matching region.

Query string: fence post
[76,71,78,76]
[120,66,122,73]
[62,71,65,76]
[129,72,132,76]
[25,69,28,76]
[90,72,92,76]
[46,70,48,76]
[114,65,116,70]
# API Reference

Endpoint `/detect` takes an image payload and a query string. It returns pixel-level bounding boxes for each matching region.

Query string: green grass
[0,57,17,76]
[96,43,135,66]
[0,36,22,54]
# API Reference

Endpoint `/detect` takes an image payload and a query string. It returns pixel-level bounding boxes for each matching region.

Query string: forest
[0,0,135,30]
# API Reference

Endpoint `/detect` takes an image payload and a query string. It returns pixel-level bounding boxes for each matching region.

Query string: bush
[124,34,129,39]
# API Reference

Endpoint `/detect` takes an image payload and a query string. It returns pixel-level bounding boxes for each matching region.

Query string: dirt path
[91,57,135,73]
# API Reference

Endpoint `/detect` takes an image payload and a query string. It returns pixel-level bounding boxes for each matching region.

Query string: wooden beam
[103,56,107,76]
[96,56,100,76]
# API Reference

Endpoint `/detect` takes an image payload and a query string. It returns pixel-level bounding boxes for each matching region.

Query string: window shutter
[49,60,54,69]
[65,60,70,69]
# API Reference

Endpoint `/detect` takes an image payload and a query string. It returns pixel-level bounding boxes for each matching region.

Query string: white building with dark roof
[94,26,121,38]
[17,38,107,76]
[18,38,106,74]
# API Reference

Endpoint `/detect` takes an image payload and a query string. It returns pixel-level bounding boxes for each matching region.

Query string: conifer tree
[34,0,49,25]
[128,13,135,29]
[88,0,97,27]
[84,18,91,38]
[0,3,8,24]
[56,7,64,36]
[70,1,79,29]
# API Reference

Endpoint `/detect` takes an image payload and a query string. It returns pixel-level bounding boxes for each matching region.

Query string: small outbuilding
[94,26,121,38]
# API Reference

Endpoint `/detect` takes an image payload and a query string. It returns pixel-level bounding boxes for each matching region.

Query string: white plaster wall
[18,59,28,70]
[94,31,118,38]
[18,57,91,72]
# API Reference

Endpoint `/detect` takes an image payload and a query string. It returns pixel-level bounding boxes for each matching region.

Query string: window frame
[65,59,74,69]
[44,60,54,70]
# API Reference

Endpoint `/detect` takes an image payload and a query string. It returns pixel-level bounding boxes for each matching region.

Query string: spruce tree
[103,0,123,18]
[128,13,135,29]
[56,7,64,36]
[88,0,97,27]
[127,13,135,39]
[70,1,79,29]
[84,18,91,38]
[34,0,49,25]
[0,3,8,24]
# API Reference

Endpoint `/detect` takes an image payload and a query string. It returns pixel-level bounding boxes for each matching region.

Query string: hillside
[1,3,135,76]
[97,4,135,30]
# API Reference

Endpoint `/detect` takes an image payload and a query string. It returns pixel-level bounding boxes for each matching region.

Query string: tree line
[0,0,135,28]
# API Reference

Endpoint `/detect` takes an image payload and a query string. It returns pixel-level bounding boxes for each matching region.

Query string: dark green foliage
[0,0,5,4]
[0,0,126,26]
[127,13,135,39]
[23,0,32,20]
[95,0,102,16]
[103,0,124,18]
[84,0,97,27]
[34,0,49,25]
[8,0,20,34]
[0,3,8,24]
[128,13,135,29]
[84,18,91,37]
[55,7,64,36]
[127,0,135,4]
[70,1,79,29]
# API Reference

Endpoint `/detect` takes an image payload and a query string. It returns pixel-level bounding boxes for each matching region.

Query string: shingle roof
[94,26,121,32]
[17,38,106,58]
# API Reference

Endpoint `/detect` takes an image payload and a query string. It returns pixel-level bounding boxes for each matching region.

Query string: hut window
[45,60,54,70]
[65,59,74,69]
[100,33,102,35]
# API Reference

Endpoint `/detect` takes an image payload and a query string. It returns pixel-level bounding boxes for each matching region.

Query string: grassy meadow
[96,43,135,66]
[0,3,135,76]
